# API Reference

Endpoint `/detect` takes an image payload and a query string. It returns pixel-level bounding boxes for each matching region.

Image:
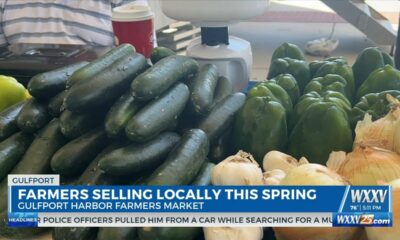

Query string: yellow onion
[203,227,263,240]
[327,145,400,185]
[280,163,348,186]
[326,151,347,172]
[212,151,263,186]
[354,95,400,154]
[274,164,362,240]
[263,151,299,173]
[366,179,400,240]
[263,169,286,185]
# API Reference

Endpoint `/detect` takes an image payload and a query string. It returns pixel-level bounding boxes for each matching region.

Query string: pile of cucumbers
[0,44,245,240]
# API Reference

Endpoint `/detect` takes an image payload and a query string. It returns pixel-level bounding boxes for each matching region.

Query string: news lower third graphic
[7,175,392,227]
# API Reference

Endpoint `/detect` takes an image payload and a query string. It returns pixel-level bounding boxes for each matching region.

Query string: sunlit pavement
[229,0,399,80]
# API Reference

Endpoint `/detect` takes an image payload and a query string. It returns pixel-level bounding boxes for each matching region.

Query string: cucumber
[97,227,137,240]
[146,129,209,185]
[99,132,180,176]
[78,142,127,187]
[192,161,215,185]
[105,91,141,138]
[150,46,176,64]
[53,144,127,240]
[0,119,66,212]
[0,132,33,181]
[28,61,88,99]
[65,52,147,112]
[0,101,25,141]
[66,44,135,88]
[48,90,67,117]
[209,129,232,163]
[126,83,189,142]
[16,99,50,133]
[53,227,97,240]
[213,76,233,105]
[138,227,200,240]
[131,55,199,101]
[189,64,219,115]
[51,128,109,176]
[60,110,104,139]
[198,92,246,142]
[139,160,214,240]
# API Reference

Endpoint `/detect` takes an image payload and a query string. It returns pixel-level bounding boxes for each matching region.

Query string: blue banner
[8,184,392,227]
[10,185,390,213]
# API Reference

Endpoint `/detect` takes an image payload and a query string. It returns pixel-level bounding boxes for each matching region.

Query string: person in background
[0,0,134,47]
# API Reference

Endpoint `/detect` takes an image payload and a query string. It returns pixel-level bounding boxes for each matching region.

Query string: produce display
[235,42,399,166]
[222,42,399,240]
[0,44,244,240]
[0,41,399,240]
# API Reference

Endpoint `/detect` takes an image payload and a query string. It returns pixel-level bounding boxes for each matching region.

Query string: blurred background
[153,0,399,80]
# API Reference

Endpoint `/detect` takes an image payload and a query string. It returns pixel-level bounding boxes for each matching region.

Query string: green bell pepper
[325,56,348,63]
[232,97,288,163]
[271,42,305,62]
[313,61,355,100]
[309,56,347,77]
[357,64,400,99]
[269,73,300,104]
[290,91,351,129]
[304,74,352,100]
[267,57,311,92]
[288,102,353,164]
[350,90,400,127]
[352,47,394,89]
[248,81,293,115]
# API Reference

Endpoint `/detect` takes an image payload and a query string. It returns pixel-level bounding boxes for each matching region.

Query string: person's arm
[0,0,7,47]
[111,0,136,8]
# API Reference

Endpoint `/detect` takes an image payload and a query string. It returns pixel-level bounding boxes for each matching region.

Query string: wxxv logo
[351,189,387,203]
[333,213,391,227]
[333,188,392,227]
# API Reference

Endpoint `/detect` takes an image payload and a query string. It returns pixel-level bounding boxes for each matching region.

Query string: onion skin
[275,164,362,240]
[337,145,400,185]
[354,100,400,154]
[366,179,400,240]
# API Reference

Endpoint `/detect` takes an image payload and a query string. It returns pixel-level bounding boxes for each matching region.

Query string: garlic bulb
[329,144,400,185]
[263,169,286,185]
[203,227,263,240]
[366,179,400,240]
[263,151,298,173]
[275,164,362,240]
[354,96,400,154]
[298,157,310,165]
[212,151,263,186]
